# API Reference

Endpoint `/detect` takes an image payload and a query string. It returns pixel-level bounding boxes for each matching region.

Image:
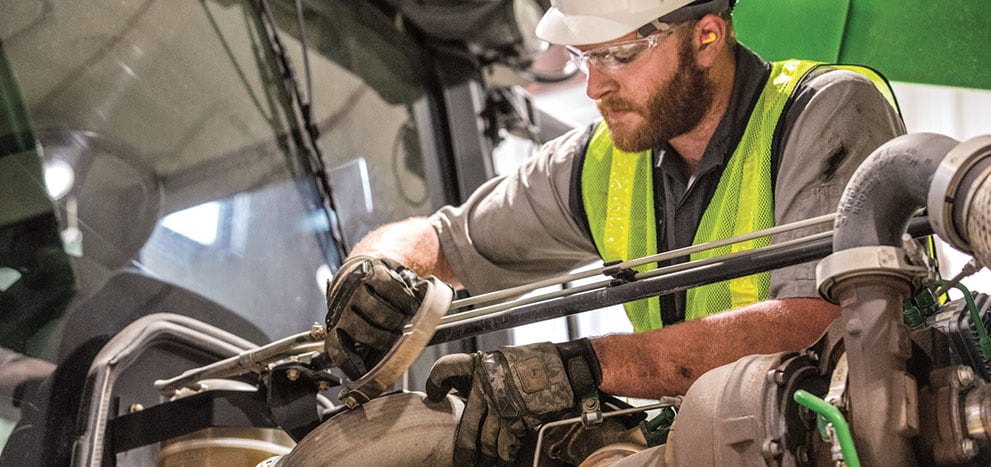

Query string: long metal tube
[441,231,831,326]
[826,133,960,466]
[431,219,932,345]
[450,213,836,310]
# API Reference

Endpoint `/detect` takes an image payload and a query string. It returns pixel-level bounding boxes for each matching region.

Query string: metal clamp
[339,276,452,408]
[602,259,638,285]
[155,323,327,395]
[928,135,991,253]
[816,246,930,303]
[580,395,603,428]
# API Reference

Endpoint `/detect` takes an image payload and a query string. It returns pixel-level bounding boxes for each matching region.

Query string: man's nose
[585,65,618,101]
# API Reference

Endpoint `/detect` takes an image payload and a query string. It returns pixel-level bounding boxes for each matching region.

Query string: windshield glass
[1,1,442,458]
[0,0,432,356]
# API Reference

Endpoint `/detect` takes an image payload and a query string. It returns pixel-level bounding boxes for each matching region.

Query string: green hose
[793,389,861,467]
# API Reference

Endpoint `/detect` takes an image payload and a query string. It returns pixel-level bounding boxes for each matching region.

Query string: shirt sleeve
[428,127,600,295]
[769,68,907,299]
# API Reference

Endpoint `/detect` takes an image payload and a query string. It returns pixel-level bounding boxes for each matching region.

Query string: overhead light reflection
[315,263,333,293]
[44,159,75,199]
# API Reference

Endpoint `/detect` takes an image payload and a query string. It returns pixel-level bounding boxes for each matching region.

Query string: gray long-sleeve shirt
[430,46,905,323]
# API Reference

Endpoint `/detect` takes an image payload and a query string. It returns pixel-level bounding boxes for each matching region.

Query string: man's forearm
[349,216,463,289]
[591,297,839,398]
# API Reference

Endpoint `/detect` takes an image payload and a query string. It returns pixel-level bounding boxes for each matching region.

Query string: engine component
[918,365,991,465]
[270,392,463,467]
[157,427,294,467]
[666,133,991,467]
[926,292,991,380]
[667,349,826,466]
[815,133,969,466]
[533,396,674,467]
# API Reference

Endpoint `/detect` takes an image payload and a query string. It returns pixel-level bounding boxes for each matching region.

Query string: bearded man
[323,0,905,464]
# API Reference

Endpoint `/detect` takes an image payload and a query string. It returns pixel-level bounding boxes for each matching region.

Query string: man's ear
[693,14,727,67]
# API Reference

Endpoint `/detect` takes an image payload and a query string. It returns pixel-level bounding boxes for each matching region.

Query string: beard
[598,36,716,153]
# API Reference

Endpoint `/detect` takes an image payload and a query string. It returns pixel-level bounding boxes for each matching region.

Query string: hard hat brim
[535,5,673,46]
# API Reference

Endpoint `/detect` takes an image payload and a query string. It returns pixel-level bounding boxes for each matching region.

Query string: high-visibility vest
[581,60,897,332]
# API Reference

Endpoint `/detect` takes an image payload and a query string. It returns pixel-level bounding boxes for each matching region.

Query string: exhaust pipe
[818,132,991,465]
[818,133,959,466]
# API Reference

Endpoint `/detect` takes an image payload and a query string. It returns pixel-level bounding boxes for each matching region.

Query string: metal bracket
[825,352,849,410]
[579,395,603,429]
[602,259,638,286]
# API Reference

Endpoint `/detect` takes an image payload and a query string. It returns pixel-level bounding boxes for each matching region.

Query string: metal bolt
[961,439,978,459]
[318,380,330,391]
[128,403,144,413]
[804,349,819,363]
[582,398,600,411]
[957,366,976,388]
[286,368,300,381]
[343,395,358,409]
[767,369,786,386]
[763,439,783,458]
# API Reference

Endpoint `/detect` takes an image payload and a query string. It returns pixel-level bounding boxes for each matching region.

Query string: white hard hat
[535,0,729,45]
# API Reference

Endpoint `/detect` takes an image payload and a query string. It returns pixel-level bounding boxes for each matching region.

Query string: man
[323,0,905,464]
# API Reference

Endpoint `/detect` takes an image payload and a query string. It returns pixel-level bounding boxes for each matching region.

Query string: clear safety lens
[565,26,680,74]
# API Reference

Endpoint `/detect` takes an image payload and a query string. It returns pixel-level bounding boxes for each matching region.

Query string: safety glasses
[565,25,682,75]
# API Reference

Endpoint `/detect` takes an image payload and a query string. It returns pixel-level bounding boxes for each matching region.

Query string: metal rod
[450,214,836,310]
[428,218,933,345]
[439,230,832,327]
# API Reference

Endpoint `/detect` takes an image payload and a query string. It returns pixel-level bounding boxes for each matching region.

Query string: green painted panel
[733,0,991,90]
[840,0,991,90]
[734,0,850,63]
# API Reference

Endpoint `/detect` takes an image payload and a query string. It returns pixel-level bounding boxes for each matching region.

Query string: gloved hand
[324,255,428,381]
[425,339,602,465]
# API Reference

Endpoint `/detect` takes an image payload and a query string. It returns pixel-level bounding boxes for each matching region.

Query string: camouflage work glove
[425,339,602,465]
[324,255,427,381]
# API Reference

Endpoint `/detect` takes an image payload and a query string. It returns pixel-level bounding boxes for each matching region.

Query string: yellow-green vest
[581,60,898,333]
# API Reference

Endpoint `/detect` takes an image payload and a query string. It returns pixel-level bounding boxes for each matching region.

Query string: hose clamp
[928,135,991,254]
[816,246,929,303]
